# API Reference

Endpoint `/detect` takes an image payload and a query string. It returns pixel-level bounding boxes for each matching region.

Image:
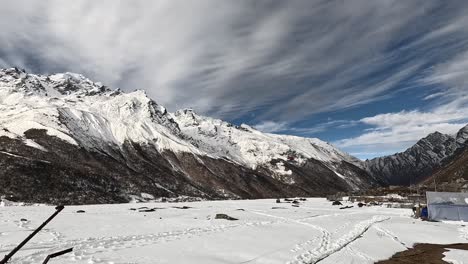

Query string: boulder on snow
[139,208,156,212]
[76,210,86,213]
[173,206,192,209]
[332,201,342,206]
[276,198,281,203]
[215,214,238,221]
[358,202,366,208]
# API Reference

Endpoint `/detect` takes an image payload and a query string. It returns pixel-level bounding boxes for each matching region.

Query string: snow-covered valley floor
[1,198,467,264]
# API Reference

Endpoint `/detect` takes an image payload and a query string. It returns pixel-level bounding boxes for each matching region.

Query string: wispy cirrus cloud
[335,104,468,159]
[253,121,289,133]
[1,1,468,122]
[254,119,358,135]
[1,1,468,159]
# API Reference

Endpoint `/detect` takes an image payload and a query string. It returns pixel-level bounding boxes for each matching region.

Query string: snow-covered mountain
[0,68,381,204]
[173,109,368,183]
[365,124,468,185]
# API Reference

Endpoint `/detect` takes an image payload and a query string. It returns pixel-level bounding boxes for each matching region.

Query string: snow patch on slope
[23,139,48,151]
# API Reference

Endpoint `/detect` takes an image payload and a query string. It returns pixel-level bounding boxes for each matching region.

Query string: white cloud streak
[1,1,468,123]
[1,1,468,160]
[335,103,468,158]
[254,119,358,135]
[254,121,289,133]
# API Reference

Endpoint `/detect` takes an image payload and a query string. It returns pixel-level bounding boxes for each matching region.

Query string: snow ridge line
[287,215,390,264]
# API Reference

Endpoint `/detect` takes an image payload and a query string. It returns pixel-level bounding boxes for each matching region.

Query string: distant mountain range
[0,68,466,204]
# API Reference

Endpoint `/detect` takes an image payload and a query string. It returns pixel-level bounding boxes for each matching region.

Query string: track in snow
[287,215,390,264]
[7,210,357,264]
[373,224,408,248]
[344,244,374,262]
[9,218,287,264]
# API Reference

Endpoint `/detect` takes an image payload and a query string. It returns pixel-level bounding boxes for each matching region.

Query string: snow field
[1,198,467,264]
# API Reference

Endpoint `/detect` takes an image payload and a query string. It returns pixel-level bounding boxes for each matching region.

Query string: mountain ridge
[2,67,464,204]
[365,124,468,185]
[0,68,380,204]
[422,144,468,191]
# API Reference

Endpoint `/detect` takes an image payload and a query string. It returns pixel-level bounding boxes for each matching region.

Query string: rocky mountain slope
[422,143,468,191]
[0,68,381,204]
[365,124,468,185]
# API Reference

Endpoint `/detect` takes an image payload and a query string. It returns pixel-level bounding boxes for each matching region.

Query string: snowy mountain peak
[0,68,362,171]
[174,108,254,134]
[0,69,376,196]
[173,107,363,176]
[174,108,202,124]
[416,130,454,149]
[175,108,196,115]
[47,72,110,96]
[0,67,25,78]
[0,68,116,98]
[0,69,197,153]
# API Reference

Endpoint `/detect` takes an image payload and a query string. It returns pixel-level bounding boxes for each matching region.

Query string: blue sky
[0,0,467,159]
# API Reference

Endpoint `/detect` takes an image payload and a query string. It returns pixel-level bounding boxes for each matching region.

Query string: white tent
[426,191,468,221]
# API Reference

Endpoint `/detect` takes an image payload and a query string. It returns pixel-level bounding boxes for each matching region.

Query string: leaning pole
[0,205,65,264]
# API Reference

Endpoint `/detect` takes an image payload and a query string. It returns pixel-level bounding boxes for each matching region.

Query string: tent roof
[426,191,468,206]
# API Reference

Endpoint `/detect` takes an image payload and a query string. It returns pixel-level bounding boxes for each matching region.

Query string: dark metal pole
[0,205,65,264]
[41,247,73,264]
